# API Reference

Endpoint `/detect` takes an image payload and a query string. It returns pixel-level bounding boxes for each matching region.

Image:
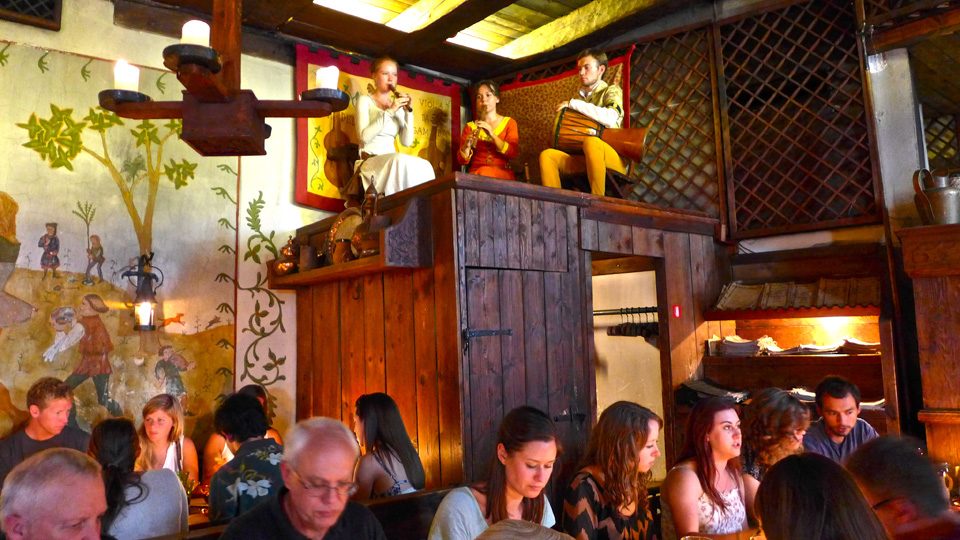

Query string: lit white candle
[181,20,210,47]
[135,301,154,327]
[315,66,340,90]
[114,60,140,92]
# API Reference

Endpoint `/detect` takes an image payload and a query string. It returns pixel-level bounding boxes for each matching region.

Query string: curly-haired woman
[561,401,662,540]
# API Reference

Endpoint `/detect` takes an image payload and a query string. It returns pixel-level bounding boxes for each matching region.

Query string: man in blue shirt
[803,375,878,463]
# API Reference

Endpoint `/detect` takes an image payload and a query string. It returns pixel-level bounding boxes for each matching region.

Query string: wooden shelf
[704,305,880,320]
[703,354,883,399]
[268,253,418,289]
[268,195,433,289]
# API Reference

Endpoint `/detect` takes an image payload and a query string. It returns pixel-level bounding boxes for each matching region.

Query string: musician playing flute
[458,80,520,180]
[355,56,435,196]
[540,49,625,196]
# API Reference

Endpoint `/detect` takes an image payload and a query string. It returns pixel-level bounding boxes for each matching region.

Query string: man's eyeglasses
[289,466,358,498]
[871,496,901,511]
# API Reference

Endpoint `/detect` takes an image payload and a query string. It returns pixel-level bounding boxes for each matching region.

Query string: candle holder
[98,89,152,109]
[300,87,350,106]
[162,44,222,73]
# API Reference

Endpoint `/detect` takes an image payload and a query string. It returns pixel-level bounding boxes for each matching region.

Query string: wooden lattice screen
[0,0,61,30]
[924,114,960,169]
[718,0,879,237]
[628,29,721,217]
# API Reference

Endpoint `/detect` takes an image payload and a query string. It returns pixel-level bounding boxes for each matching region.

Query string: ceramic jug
[914,168,960,225]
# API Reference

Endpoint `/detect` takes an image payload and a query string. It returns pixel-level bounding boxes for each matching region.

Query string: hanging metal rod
[592,306,659,317]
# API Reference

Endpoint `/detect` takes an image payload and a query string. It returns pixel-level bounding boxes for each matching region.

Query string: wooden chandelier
[98,0,348,156]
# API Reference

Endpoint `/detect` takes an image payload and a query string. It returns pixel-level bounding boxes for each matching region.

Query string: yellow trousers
[539,137,625,196]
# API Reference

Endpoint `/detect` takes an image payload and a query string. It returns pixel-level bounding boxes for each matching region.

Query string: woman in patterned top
[739,387,810,516]
[352,392,425,500]
[561,401,663,540]
[660,397,750,540]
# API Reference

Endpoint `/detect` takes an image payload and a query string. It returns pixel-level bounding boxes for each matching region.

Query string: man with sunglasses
[221,417,386,539]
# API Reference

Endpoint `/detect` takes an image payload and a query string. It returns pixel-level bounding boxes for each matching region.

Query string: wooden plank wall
[296,190,463,489]
[581,218,720,463]
[457,188,591,495]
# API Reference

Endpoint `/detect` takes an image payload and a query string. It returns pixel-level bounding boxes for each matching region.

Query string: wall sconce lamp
[97,0,348,156]
[122,253,164,331]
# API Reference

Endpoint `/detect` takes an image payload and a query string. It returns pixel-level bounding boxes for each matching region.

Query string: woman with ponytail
[89,418,188,539]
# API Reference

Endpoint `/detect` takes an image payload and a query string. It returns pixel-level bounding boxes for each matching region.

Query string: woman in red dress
[458,80,520,180]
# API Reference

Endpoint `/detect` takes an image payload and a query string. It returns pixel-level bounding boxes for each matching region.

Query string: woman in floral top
[562,401,663,540]
[208,393,284,522]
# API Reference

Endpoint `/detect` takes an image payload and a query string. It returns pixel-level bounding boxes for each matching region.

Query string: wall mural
[0,41,254,447]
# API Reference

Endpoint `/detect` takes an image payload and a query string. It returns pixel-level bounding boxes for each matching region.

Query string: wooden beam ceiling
[116,0,710,80]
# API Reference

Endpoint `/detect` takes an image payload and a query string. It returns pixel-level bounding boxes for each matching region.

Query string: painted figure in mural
[83,234,105,285]
[37,222,60,279]
[154,345,195,412]
[42,307,82,365]
[0,377,90,489]
[46,294,122,417]
[208,393,285,522]
[220,417,387,540]
[135,394,200,489]
[0,448,107,540]
[202,384,283,488]
[540,49,626,197]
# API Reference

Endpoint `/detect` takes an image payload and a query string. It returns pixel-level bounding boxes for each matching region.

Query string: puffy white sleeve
[357,95,385,145]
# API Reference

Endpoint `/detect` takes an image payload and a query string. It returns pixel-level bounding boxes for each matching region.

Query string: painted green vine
[213,182,287,403]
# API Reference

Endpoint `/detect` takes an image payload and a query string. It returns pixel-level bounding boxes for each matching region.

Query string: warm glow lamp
[121,253,164,331]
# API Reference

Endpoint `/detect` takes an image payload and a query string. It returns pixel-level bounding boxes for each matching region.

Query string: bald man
[1,448,107,540]
[221,417,386,539]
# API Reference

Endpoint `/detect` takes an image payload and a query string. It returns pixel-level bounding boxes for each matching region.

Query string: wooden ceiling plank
[514,0,577,19]
[387,0,467,32]
[870,7,960,53]
[242,0,312,31]
[496,0,675,59]
[497,4,554,29]
[388,0,515,58]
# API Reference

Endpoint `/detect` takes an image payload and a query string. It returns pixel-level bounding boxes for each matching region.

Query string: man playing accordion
[540,49,624,197]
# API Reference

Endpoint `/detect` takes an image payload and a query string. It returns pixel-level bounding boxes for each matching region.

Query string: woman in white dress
[135,393,199,488]
[660,396,750,540]
[355,56,435,196]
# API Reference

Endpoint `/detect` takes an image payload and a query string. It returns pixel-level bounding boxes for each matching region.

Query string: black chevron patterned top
[561,471,657,540]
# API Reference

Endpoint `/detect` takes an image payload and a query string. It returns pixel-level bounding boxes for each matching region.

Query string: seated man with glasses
[221,416,387,539]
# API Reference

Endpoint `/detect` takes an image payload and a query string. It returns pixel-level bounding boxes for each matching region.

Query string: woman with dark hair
[740,387,810,513]
[756,453,887,540]
[202,384,283,487]
[458,80,520,180]
[89,418,188,539]
[429,406,560,539]
[351,392,425,500]
[562,401,663,540]
[661,397,749,540]
[355,55,435,196]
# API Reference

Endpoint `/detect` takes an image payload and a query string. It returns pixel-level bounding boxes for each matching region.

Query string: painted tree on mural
[16,105,196,257]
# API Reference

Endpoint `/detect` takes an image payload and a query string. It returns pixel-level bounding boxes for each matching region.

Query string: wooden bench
[365,488,451,540]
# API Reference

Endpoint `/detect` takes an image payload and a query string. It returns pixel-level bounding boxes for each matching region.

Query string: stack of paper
[768,343,842,355]
[720,335,762,356]
[714,282,763,310]
[840,338,881,354]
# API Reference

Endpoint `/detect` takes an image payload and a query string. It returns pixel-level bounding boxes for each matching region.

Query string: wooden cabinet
[275,173,721,490]
[899,224,960,464]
